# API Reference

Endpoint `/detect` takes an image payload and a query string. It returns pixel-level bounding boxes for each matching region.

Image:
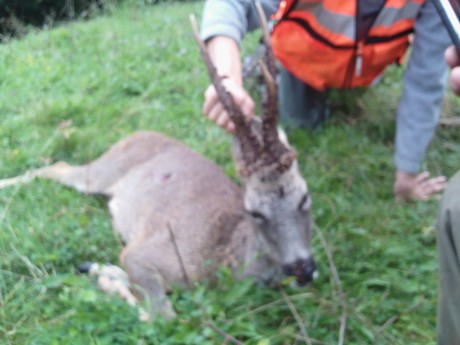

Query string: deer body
[32,129,313,319]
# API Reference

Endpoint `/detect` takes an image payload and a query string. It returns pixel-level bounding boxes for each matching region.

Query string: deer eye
[298,194,311,213]
[247,210,267,224]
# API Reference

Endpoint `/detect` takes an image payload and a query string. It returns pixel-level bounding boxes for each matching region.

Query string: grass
[1,1,460,344]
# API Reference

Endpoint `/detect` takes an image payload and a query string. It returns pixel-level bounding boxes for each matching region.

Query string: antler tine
[255,1,279,130]
[255,1,277,78]
[254,2,295,173]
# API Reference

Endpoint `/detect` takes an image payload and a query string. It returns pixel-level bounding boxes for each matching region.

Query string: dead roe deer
[0,6,317,319]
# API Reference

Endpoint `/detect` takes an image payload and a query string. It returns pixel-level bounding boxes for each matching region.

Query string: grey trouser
[436,171,460,344]
[277,66,328,129]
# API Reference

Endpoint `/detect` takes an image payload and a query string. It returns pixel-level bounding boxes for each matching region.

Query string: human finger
[445,45,460,68]
[207,102,225,122]
[451,67,460,95]
[225,121,236,133]
[414,171,430,183]
[222,80,255,118]
[420,178,447,196]
[203,85,219,116]
[216,112,231,129]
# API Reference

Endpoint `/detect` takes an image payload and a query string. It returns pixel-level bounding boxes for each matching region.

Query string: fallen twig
[315,224,347,345]
[439,117,460,126]
[167,223,191,288]
[353,310,399,345]
[373,299,425,345]
[280,287,313,345]
[206,320,244,345]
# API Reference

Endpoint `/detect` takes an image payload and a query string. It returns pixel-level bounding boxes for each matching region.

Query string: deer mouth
[283,258,318,287]
[291,270,319,287]
[294,276,310,287]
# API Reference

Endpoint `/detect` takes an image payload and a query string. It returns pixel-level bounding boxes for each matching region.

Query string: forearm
[207,36,243,87]
[395,0,450,173]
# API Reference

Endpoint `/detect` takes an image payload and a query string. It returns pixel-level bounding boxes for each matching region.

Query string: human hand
[202,77,255,134]
[394,170,447,202]
[445,45,460,95]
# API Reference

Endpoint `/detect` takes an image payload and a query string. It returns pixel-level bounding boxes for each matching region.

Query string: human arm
[394,0,450,174]
[200,0,279,133]
[392,0,451,201]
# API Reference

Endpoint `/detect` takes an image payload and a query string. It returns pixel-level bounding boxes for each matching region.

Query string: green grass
[1,1,460,344]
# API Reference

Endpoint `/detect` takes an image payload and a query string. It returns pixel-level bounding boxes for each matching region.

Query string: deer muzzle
[282,257,317,286]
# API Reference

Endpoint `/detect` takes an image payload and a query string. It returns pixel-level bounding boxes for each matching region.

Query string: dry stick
[167,223,191,288]
[438,117,460,126]
[315,225,347,345]
[240,292,315,319]
[287,331,327,345]
[352,311,397,345]
[373,299,425,345]
[280,288,313,345]
[206,320,244,345]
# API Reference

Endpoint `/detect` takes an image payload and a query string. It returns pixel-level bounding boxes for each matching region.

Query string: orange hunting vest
[271,0,425,90]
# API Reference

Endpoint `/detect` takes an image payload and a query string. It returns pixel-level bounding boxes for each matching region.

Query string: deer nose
[282,257,317,286]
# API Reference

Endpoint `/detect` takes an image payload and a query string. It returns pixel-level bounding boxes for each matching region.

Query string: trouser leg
[278,66,329,129]
[436,170,460,345]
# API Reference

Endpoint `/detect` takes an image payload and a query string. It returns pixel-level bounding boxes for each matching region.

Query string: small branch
[206,320,244,345]
[373,299,425,345]
[239,292,314,319]
[439,117,460,126]
[167,223,191,288]
[280,288,313,345]
[353,310,398,345]
[315,224,347,345]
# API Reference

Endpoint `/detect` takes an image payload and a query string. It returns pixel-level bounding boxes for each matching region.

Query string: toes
[414,171,430,184]
[420,177,447,196]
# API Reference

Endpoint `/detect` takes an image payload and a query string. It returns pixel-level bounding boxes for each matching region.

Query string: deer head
[191,3,316,286]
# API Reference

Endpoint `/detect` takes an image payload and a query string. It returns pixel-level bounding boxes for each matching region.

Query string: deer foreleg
[120,244,176,320]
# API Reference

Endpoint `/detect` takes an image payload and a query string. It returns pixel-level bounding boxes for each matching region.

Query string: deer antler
[255,1,296,173]
[190,14,263,174]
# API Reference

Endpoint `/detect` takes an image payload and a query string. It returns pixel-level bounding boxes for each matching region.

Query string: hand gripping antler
[190,14,263,175]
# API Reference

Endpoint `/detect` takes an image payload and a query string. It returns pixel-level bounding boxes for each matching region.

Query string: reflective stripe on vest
[271,0,425,90]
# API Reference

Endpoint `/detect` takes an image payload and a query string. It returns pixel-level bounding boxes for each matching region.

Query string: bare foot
[394,171,447,202]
